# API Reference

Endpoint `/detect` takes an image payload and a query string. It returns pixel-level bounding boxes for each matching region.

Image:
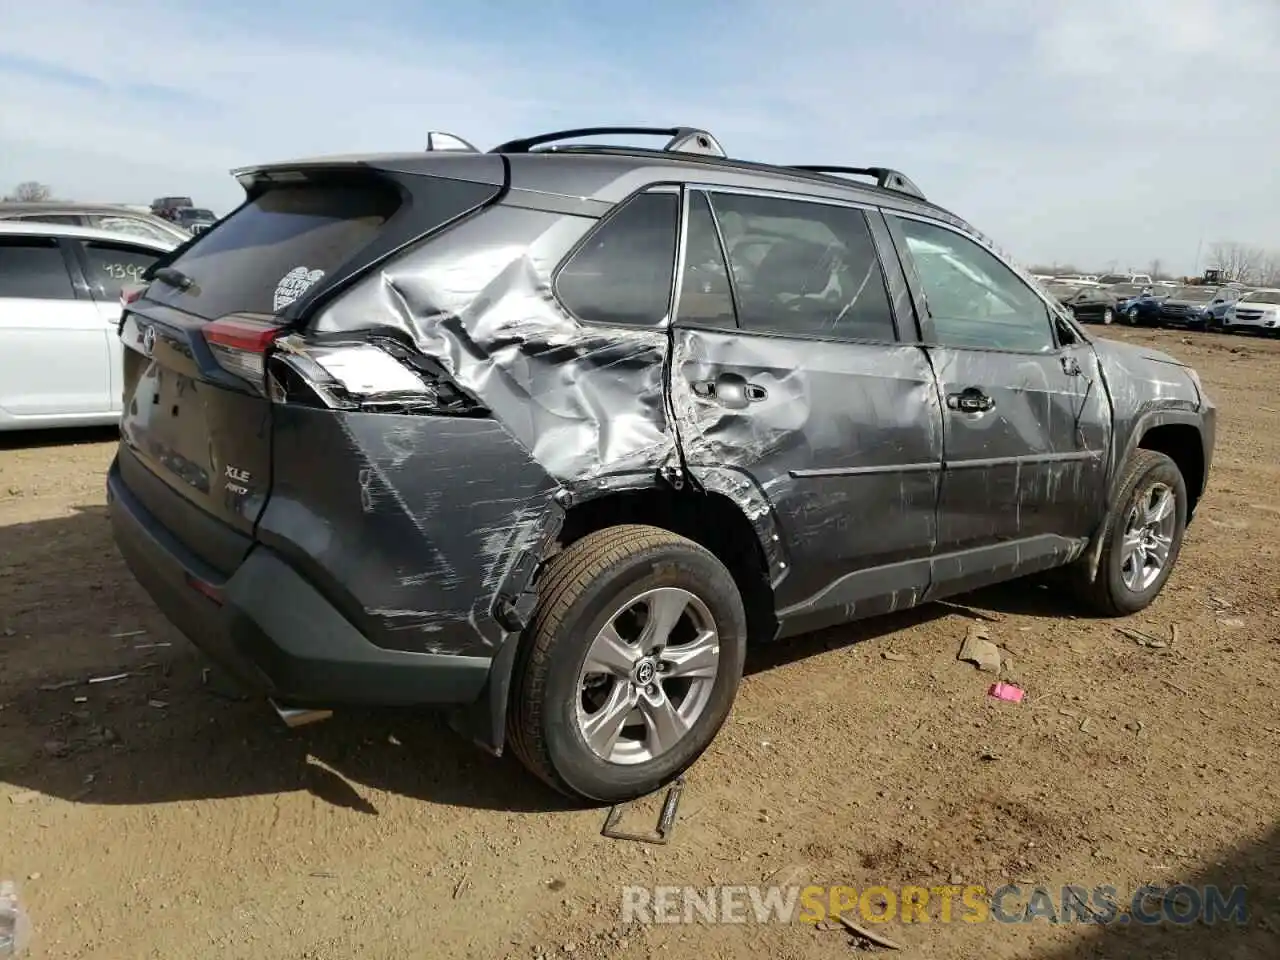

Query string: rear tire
[1074,450,1187,616]
[508,524,747,803]
[1102,307,1114,325]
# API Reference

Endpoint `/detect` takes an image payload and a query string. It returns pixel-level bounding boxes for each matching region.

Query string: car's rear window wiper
[152,266,195,291]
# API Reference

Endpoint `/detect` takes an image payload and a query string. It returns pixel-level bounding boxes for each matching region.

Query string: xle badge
[224,464,251,497]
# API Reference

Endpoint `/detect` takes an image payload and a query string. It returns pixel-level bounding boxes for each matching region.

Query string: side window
[556,192,678,327]
[0,237,76,300]
[17,214,83,226]
[91,215,173,244]
[675,191,736,328]
[706,192,897,341]
[893,217,1054,353]
[79,241,162,300]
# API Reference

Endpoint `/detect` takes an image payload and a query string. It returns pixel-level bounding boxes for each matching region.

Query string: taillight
[267,336,486,417]
[203,316,284,389]
[120,284,146,308]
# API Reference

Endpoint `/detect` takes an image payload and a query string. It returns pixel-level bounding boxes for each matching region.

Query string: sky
[2,0,1277,275]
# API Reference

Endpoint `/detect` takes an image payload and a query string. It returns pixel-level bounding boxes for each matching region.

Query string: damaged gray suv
[108,126,1215,802]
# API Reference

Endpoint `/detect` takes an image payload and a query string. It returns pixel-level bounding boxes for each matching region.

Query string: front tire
[1102,307,1115,325]
[508,525,747,803]
[1075,450,1187,616]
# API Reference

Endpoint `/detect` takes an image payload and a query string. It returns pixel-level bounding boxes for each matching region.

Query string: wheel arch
[1082,409,1207,584]
[554,482,781,647]
[449,475,784,757]
[1137,423,1206,518]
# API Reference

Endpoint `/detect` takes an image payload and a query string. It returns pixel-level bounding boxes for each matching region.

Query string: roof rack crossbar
[787,165,926,201]
[491,126,726,158]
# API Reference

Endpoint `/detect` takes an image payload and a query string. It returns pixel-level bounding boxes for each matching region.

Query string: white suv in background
[0,222,177,430]
[1224,289,1280,335]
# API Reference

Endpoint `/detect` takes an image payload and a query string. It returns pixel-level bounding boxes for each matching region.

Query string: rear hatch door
[117,161,504,574]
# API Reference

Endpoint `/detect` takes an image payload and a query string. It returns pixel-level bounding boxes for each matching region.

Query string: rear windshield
[145,180,402,319]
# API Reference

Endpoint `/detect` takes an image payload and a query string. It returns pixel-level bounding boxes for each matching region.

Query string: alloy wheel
[575,587,721,765]
[1120,483,1176,592]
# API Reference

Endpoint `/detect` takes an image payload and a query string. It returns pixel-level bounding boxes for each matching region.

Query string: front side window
[894,217,1054,353]
[706,192,896,341]
[78,240,164,300]
[556,191,679,327]
[0,238,75,300]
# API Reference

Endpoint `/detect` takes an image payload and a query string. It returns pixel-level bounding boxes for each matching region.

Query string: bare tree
[1257,251,1280,288]
[1206,241,1265,284]
[1148,258,1165,281]
[5,181,53,202]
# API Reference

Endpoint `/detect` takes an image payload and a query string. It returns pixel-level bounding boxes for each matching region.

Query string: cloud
[1,0,1276,273]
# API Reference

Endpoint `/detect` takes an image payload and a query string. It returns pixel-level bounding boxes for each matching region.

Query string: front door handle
[690,373,768,410]
[946,387,995,414]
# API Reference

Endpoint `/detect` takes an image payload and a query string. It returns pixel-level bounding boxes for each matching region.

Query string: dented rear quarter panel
[271,202,682,657]
[258,409,560,657]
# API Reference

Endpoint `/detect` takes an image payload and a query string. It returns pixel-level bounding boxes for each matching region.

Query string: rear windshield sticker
[274,266,325,312]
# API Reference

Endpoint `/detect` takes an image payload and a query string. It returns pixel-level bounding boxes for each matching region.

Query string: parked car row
[150,196,218,233]
[1039,274,1277,336]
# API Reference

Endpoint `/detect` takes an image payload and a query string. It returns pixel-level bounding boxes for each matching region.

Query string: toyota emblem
[142,325,157,355]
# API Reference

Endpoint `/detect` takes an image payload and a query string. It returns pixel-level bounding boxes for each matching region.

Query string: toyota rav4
[108,125,1215,803]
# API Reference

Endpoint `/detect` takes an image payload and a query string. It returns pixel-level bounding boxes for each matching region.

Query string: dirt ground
[2,327,1278,960]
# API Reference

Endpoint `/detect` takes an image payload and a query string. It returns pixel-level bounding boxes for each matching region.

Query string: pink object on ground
[988,682,1025,703]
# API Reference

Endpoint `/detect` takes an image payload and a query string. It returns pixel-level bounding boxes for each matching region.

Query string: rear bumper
[107,456,492,707]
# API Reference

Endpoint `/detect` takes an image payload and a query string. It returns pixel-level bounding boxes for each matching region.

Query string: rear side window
[17,214,83,226]
[0,238,75,300]
[556,192,679,327]
[79,240,164,300]
[707,192,897,341]
[145,179,404,319]
[91,215,175,244]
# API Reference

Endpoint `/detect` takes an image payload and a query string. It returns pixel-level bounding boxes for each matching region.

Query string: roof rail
[490,126,726,158]
[425,131,479,152]
[787,165,926,201]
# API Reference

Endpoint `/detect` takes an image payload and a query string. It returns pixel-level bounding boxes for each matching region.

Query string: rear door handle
[946,387,995,413]
[690,374,768,409]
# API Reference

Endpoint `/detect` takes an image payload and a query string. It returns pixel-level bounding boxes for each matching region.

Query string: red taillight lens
[120,284,146,308]
[203,317,284,389]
